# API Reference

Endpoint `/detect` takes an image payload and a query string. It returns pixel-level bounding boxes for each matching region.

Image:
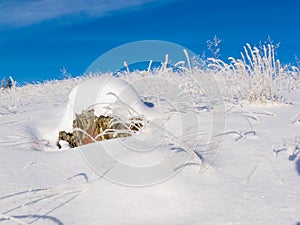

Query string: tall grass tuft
[208,43,299,104]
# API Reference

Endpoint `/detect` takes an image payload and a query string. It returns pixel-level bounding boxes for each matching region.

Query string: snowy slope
[0,75,299,225]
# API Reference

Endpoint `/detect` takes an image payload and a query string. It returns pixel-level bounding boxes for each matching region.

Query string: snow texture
[0,74,300,225]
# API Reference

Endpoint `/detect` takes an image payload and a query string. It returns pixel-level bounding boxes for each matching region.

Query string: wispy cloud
[0,0,171,28]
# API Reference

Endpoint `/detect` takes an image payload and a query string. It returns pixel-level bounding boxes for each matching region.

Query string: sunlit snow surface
[0,74,300,225]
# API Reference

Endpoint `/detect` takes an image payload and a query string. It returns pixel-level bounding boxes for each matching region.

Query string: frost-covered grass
[117,43,300,107]
[2,42,299,110]
[208,43,300,104]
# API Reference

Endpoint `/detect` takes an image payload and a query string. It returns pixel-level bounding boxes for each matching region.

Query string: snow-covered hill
[0,72,299,225]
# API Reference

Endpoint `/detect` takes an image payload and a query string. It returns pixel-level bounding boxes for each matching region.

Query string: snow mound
[44,75,160,150]
[61,75,158,130]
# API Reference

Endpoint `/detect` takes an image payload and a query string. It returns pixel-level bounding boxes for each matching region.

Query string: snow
[0,74,300,225]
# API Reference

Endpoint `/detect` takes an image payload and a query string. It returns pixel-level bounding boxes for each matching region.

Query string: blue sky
[0,0,299,84]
